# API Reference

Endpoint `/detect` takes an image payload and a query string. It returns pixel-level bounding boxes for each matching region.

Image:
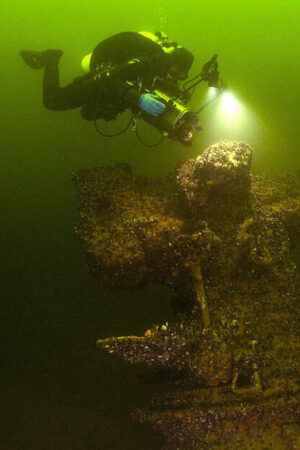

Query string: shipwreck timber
[73,141,300,449]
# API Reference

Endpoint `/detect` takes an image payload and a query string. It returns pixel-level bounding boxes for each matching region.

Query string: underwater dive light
[208,87,218,97]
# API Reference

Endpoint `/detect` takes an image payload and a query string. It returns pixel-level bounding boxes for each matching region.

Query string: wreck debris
[176,140,252,224]
[184,258,211,329]
[73,140,300,449]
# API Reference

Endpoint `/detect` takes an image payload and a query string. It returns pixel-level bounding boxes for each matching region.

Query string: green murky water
[1,1,299,448]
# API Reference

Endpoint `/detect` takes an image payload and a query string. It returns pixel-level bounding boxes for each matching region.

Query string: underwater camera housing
[94,54,222,147]
[139,55,221,146]
[140,90,202,146]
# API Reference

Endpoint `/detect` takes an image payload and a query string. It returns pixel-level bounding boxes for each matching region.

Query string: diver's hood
[149,47,194,80]
[168,47,194,80]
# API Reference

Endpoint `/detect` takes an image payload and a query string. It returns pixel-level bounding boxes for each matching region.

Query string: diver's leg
[19,49,64,109]
[20,48,86,111]
[20,49,74,111]
[42,53,64,109]
[42,54,85,110]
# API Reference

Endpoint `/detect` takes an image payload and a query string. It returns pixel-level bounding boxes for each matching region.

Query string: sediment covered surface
[73,141,300,449]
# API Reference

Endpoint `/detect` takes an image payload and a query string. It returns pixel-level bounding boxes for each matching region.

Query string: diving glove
[138,93,166,117]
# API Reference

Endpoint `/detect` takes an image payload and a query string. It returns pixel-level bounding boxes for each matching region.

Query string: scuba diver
[19,31,194,124]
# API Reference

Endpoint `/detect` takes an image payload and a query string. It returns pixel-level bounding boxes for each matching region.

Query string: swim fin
[19,49,63,69]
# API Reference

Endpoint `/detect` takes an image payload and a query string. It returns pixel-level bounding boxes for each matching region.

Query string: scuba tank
[80,31,181,73]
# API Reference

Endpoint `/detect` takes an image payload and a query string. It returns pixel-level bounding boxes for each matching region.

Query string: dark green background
[1,1,299,448]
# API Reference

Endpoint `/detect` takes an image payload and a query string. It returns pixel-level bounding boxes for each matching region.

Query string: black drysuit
[43,32,186,121]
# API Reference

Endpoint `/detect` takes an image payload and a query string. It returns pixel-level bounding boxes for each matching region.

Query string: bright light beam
[202,88,265,148]
[202,84,265,145]
[220,92,239,117]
